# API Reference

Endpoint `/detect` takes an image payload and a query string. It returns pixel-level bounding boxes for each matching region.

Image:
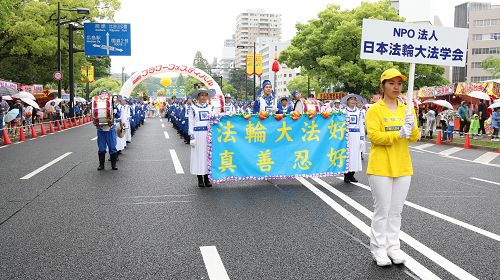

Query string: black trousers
[479,119,486,135]
[459,120,469,136]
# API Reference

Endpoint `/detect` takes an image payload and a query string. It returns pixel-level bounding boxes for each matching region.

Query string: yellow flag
[246,54,254,76]
[88,66,94,83]
[256,54,263,76]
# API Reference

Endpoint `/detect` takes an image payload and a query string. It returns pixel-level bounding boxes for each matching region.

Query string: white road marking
[126,194,196,198]
[20,152,72,180]
[308,177,478,280]
[163,131,170,139]
[410,147,500,168]
[200,246,231,280]
[40,135,46,138]
[297,178,441,280]
[125,201,191,205]
[414,143,434,150]
[473,152,499,164]
[470,177,500,186]
[0,145,6,149]
[411,149,424,153]
[169,149,184,174]
[91,136,97,141]
[331,177,500,242]
[438,147,463,156]
[160,118,163,122]
[161,123,165,128]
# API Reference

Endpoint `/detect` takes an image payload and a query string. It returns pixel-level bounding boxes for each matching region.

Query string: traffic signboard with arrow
[84,23,131,56]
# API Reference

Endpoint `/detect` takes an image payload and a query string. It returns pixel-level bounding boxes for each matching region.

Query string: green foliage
[228,68,247,96]
[287,75,321,96]
[193,51,210,71]
[482,57,500,77]
[176,73,186,86]
[280,0,448,96]
[89,76,121,97]
[0,0,120,86]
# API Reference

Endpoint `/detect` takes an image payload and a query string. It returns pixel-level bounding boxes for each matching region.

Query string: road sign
[53,71,63,81]
[360,19,468,67]
[83,23,131,56]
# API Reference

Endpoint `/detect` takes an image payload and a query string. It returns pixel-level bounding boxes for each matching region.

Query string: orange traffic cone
[40,123,47,135]
[2,128,12,145]
[69,118,74,128]
[436,130,442,145]
[56,120,62,131]
[63,119,68,129]
[80,116,84,124]
[31,125,38,138]
[19,126,25,141]
[75,118,79,126]
[49,122,55,133]
[464,133,471,149]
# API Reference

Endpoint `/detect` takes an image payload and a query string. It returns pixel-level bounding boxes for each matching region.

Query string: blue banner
[209,114,348,182]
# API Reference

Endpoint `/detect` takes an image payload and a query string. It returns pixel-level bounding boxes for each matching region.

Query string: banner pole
[406,63,416,115]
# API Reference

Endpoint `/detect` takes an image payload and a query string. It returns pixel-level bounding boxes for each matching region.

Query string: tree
[176,73,186,86]
[482,57,500,77]
[193,51,210,72]
[228,68,247,96]
[0,0,120,86]
[280,0,448,96]
[89,77,121,97]
[287,75,321,96]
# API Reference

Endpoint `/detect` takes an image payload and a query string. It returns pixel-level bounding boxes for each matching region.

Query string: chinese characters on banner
[164,86,187,98]
[210,114,348,183]
[360,19,468,67]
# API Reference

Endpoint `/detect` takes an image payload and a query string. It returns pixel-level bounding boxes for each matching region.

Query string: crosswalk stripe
[414,143,434,149]
[438,147,463,156]
[473,152,499,164]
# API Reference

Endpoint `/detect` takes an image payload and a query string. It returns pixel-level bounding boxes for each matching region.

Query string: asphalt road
[0,117,499,280]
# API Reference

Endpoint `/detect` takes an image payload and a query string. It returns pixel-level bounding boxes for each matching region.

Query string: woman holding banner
[189,88,215,188]
[365,68,419,266]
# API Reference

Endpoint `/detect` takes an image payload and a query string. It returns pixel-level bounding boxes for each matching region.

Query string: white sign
[360,19,468,67]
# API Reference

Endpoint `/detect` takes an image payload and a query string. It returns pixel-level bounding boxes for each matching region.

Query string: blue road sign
[84,23,131,56]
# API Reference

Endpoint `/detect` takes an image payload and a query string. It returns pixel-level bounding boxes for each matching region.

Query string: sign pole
[406,63,416,115]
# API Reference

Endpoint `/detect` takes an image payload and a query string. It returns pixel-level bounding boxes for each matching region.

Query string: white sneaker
[372,251,392,266]
[387,249,406,264]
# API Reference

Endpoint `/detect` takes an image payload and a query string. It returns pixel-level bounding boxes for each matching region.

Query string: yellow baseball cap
[380,68,408,83]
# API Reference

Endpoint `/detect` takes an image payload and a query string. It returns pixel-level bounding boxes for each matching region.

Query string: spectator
[425,107,436,139]
[48,101,55,121]
[491,107,500,141]
[469,114,480,140]
[458,101,470,137]
[55,103,62,120]
[478,99,488,136]
[62,102,70,119]
[0,97,10,135]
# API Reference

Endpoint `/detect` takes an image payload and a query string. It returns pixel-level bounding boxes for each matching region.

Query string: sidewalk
[419,133,500,152]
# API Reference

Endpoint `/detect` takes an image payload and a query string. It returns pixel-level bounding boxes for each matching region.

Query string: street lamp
[57,2,90,98]
[237,42,256,100]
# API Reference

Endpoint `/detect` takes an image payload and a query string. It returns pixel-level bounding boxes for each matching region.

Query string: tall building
[234,9,282,69]
[453,2,500,83]
[257,38,300,98]
[218,37,236,80]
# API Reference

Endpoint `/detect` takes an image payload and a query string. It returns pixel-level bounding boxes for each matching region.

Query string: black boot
[197,175,205,188]
[97,153,105,170]
[350,172,358,183]
[110,153,118,170]
[204,174,212,188]
[343,173,351,183]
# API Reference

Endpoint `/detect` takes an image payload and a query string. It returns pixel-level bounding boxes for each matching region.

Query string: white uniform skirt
[190,130,209,175]
[348,131,363,172]
[116,134,126,151]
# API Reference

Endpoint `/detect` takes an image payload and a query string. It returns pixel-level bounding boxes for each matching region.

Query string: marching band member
[113,95,126,157]
[291,90,304,113]
[343,94,364,183]
[332,99,343,114]
[123,98,132,144]
[189,88,215,188]
[366,68,418,266]
[253,80,277,114]
[92,89,118,171]
[223,94,237,115]
[320,100,333,113]
[357,100,367,160]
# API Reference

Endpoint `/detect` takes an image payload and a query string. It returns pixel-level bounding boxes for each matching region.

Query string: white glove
[405,112,414,127]
[400,124,412,138]
[399,126,407,138]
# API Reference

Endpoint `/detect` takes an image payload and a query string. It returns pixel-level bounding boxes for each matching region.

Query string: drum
[92,95,113,126]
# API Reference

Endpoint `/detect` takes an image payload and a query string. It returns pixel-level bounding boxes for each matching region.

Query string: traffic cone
[63,119,68,129]
[40,123,47,135]
[69,118,74,128]
[436,130,442,145]
[56,120,62,131]
[80,116,84,124]
[2,128,12,145]
[49,121,55,133]
[75,117,79,126]
[31,125,38,138]
[19,126,25,141]
[464,133,471,149]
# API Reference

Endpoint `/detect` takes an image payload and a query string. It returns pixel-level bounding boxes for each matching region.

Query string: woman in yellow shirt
[365,68,419,266]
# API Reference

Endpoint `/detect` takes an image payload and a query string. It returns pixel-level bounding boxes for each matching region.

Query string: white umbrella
[44,98,63,110]
[489,102,500,109]
[422,99,436,104]
[2,95,13,101]
[74,97,86,103]
[20,97,40,109]
[13,91,36,100]
[432,100,453,110]
[467,91,491,101]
